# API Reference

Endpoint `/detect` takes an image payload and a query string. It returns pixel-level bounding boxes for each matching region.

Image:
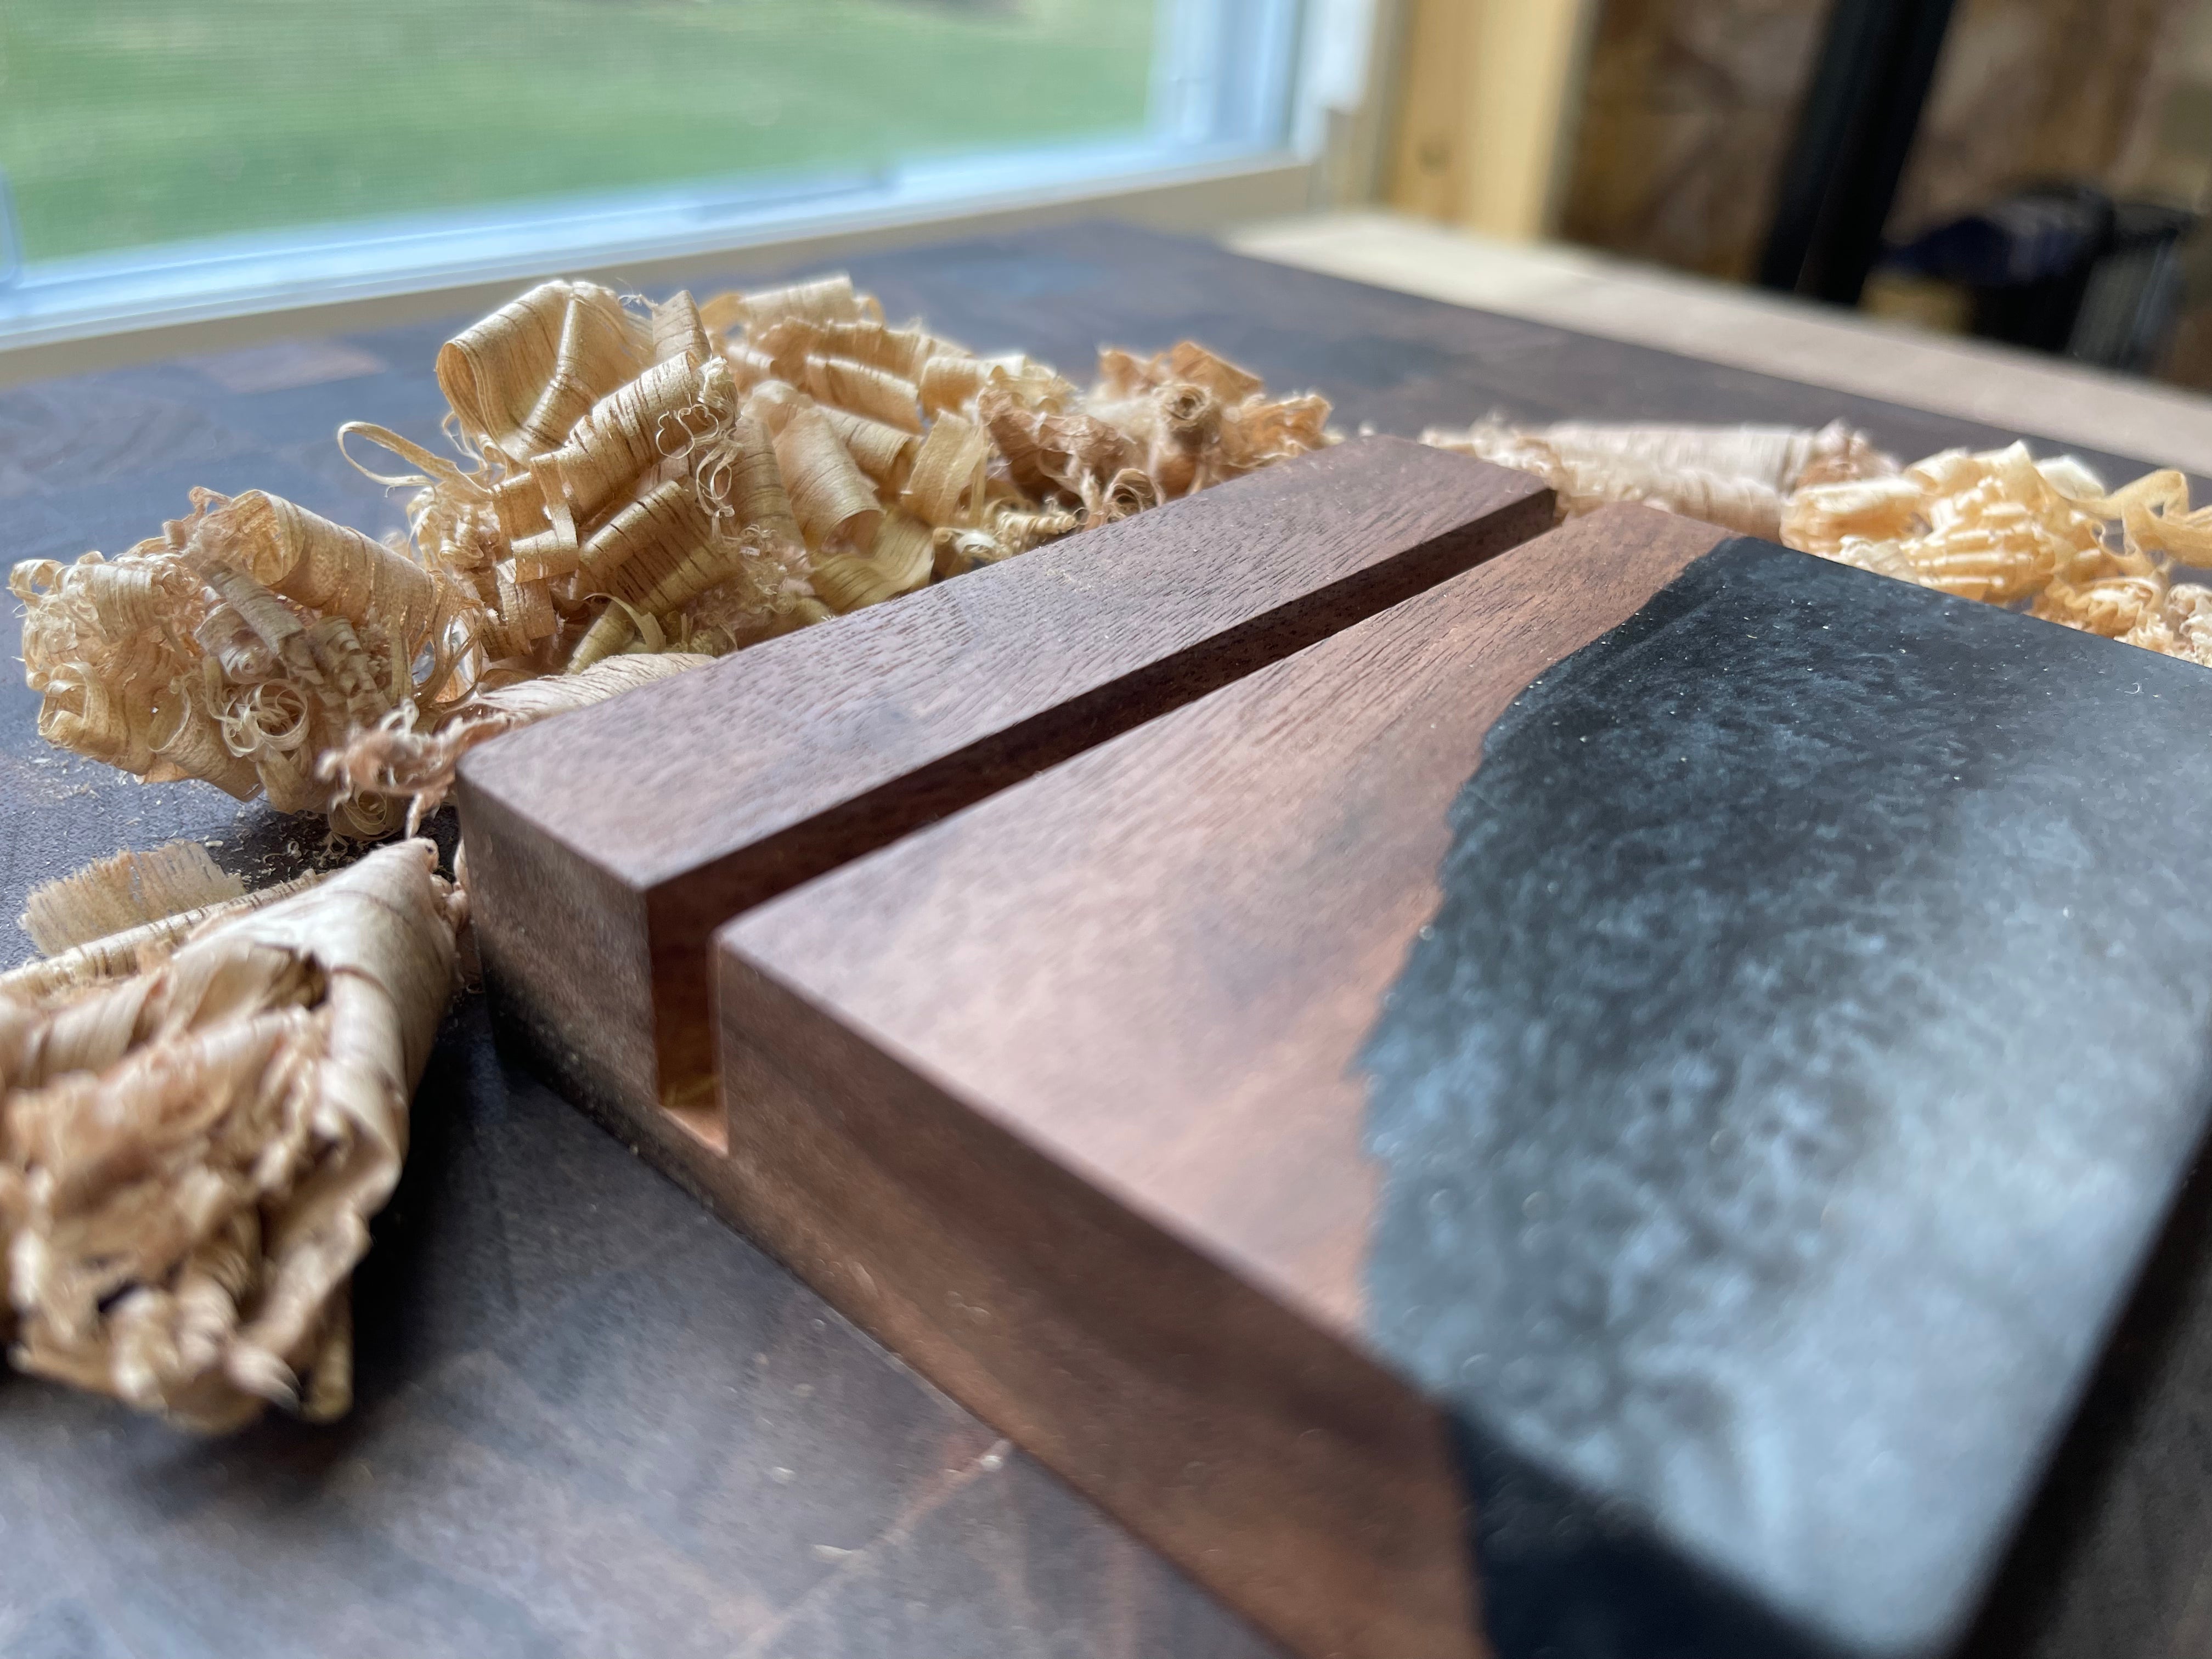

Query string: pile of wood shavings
[1785,447,2212,664]
[0,843,461,1430]
[10,274,1331,836]
[0,280,1325,1432]
[1425,416,2212,669]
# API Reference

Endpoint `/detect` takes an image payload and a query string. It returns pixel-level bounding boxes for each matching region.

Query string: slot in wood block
[456,437,1550,1144]
[710,505,2212,1659]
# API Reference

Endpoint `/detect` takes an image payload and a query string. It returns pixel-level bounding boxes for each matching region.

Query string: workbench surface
[3,224,2206,1658]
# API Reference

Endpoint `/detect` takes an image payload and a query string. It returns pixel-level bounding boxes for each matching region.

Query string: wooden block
[456,437,1551,1146]
[711,505,2212,1659]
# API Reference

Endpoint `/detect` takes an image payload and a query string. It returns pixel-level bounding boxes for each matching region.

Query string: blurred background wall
[1887,0,2190,235]
[1560,0,1832,282]
[1386,0,2212,388]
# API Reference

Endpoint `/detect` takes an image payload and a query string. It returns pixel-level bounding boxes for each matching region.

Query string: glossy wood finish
[4,223,2210,1659]
[712,507,2212,1657]
[456,439,1551,1144]
[702,506,1725,1659]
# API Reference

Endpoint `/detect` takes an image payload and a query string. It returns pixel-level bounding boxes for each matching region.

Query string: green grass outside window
[0,0,1157,264]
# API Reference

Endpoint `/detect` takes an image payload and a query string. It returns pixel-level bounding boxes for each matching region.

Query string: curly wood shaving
[802,356,923,435]
[744,375,804,434]
[774,402,885,553]
[752,318,821,384]
[193,490,438,650]
[918,353,999,416]
[904,412,992,528]
[1081,344,1327,500]
[696,412,804,551]
[1550,421,1890,495]
[437,280,648,461]
[1084,466,1160,525]
[3,875,324,1003]
[1785,443,2112,603]
[1421,417,1896,541]
[596,510,753,620]
[812,512,937,614]
[729,274,877,332]
[325,654,713,823]
[1776,473,1927,557]
[497,566,558,643]
[550,354,732,523]
[918,350,1075,421]
[21,842,243,957]
[564,598,656,678]
[981,389,1139,501]
[579,477,716,595]
[508,527,580,584]
[723,342,780,391]
[150,682,261,800]
[13,272,1333,832]
[253,742,333,817]
[0,841,460,1430]
[675,567,828,656]
[996,356,1081,414]
[1216,391,1335,476]
[13,550,206,775]
[651,290,710,369]
[1165,341,1265,404]
[819,407,922,492]
[933,499,1089,577]
[2094,467,2212,566]
[1415,417,2212,672]
[812,320,946,379]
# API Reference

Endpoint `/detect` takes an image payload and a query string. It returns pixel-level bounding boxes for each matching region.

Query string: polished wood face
[10,222,2212,1659]
[709,506,1729,1659]
[713,496,2212,1659]
[456,438,1551,1141]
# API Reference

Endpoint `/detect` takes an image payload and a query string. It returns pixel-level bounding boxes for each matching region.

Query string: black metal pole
[1758,0,1959,305]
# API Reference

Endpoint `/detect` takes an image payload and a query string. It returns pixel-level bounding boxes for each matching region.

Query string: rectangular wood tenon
[455,437,1551,1147]
[712,504,2212,1659]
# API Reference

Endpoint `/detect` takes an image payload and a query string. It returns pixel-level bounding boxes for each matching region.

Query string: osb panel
[1559,0,1831,281]
[1890,0,2192,238]
[1561,0,2192,280]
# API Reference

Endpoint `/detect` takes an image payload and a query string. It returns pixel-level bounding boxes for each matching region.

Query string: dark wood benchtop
[3,221,2206,1658]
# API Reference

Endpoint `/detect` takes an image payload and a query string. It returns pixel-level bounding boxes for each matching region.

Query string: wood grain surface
[702,506,1725,1659]
[3,223,2210,1659]
[456,437,1551,1142]
[713,502,2212,1658]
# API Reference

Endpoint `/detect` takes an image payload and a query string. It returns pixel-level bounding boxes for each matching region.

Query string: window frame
[0,0,1357,358]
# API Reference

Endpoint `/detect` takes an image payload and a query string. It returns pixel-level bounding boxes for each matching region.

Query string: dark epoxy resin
[1360,540,2212,1658]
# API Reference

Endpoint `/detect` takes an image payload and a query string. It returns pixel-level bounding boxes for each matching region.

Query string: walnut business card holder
[710,506,2212,1659]
[456,438,1551,1149]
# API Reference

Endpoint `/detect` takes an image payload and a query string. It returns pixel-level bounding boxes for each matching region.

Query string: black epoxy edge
[1953,1121,2212,1657]
[1409,539,1866,1659]
[1358,537,2212,1659]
